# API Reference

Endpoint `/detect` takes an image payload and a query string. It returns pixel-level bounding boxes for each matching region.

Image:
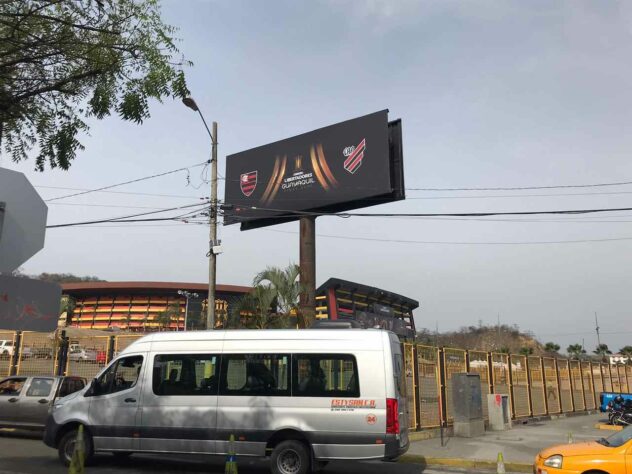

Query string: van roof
[122,329,389,353]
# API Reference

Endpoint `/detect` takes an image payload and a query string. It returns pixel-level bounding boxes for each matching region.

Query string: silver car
[0,376,86,430]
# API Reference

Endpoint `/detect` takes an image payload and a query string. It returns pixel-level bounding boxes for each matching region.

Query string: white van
[44,329,409,474]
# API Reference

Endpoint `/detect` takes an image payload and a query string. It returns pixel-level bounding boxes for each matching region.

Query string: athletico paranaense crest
[343,138,366,174]
[240,171,257,197]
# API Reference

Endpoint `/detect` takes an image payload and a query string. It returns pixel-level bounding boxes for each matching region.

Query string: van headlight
[543,454,563,468]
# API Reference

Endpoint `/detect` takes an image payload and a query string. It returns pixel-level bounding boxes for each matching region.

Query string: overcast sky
[3,0,632,353]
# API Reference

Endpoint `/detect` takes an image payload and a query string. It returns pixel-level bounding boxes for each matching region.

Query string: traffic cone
[68,425,85,474]
[568,432,573,444]
[496,452,505,474]
[225,434,238,474]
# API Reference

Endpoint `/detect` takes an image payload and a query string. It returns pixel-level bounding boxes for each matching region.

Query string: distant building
[61,281,250,331]
[609,354,630,365]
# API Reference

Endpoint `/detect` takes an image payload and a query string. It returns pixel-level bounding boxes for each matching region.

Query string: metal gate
[569,360,584,411]
[510,355,530,418]
[611,364,622,393]
[0,331,16,377]
[65,335,111,380]
[442,348,466,423]
[491,353,511,416]
[543,358,561,414]
[417,345,441,428]
[581,362,595,410]
[528,356,546,416]
[602,364,613,392]
[468,350,491,420]
[558,360,573,412]
[592,364,604,406]
[403,343,417,430]
[17,331,58,376]
[114,334,143,356]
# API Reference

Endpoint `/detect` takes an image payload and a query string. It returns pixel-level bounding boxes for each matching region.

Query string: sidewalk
[403,412,607,471]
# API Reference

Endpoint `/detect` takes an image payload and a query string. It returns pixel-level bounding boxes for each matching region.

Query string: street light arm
[196,109,215,144]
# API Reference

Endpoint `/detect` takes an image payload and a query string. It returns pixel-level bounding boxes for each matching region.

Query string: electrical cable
[44,160,210,202]
[263,229,632,246]
[46,201,209,228]
[406,179,632,192]
[35,185,205,200]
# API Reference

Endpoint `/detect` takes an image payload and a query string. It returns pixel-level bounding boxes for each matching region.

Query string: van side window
[219,354,290,396]
[153,354,219,396]
[96,355,143,395]
[293,354,359,397]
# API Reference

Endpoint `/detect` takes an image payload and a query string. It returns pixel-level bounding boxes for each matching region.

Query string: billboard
[224,110,404,230]
[0,276,61,332]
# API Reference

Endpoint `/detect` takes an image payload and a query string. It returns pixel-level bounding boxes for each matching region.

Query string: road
[0,431,479,474]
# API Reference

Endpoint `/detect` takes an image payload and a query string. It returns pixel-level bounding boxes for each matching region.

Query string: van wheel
[271,440,310,474]
[57,427,94,467]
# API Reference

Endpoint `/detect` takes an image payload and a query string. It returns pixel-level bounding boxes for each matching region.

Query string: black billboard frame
[230,117,405,231]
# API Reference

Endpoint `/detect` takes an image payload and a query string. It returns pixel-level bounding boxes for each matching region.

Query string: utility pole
[299,216,316,327]
[208,121,218,330]
[595,312,601,348]
[182,96,218,331]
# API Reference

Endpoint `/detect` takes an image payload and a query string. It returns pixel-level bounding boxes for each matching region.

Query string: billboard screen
[224,110,404,230]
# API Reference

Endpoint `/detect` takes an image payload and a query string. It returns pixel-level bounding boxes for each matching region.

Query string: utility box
[451,373,485,437]
[487,394,512,431]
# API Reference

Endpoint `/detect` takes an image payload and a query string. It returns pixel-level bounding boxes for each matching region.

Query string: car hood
[539,441,613,458]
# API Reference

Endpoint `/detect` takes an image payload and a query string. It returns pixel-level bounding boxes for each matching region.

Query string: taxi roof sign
[0,168,48,273]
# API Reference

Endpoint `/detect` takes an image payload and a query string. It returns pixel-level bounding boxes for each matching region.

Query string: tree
[567,344,586,360]
[519,347,534,356]
[59,295,76,326]
[594,343,612,362]
[543,342,560,354]
[253,264,307,327]
[37,272,104,283]
[0,0,189,170]
[228,285,288,330]
[156,303,180,331]
[619,346,632,365]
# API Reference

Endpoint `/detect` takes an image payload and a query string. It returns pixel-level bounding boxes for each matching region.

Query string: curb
[399,454,533,473]
[594,423,623,431]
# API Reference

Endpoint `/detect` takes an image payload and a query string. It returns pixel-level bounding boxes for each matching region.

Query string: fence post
[107,335,115,363]
[541,358,550,415]
[487,352,494,395]
[507,355,516,419]
[525,357,534,417]
[438,348,447,426]
[56,330,68,376]
[412,345,422,430]
[579,361,587,412]
[9,331,21,376]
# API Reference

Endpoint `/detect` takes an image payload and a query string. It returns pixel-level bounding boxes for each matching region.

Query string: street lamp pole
[177,290,198,331]
[182,96,218,330]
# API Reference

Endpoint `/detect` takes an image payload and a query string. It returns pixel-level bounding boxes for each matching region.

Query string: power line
[36,185,205,200]
[228,204,632,219]
[406,179,632,192]
[263,229,632,246]
[44,160,210,202]
[46,202,209,228]
[49,202,166,210]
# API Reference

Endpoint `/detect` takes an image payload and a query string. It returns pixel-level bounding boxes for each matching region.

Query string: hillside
[417,324,545,355]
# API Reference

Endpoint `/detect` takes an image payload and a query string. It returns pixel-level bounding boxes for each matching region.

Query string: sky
[2,0,632,353]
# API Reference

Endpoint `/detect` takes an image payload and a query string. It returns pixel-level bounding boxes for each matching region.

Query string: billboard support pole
[299,216,316,328]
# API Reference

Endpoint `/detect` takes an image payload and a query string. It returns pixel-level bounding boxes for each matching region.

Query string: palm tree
[594,343,612,362]
[253,264,307,327]
[543,342,560,355]
[156,303,181,331]
[619,346,632,365]
[229,285,288,329]
[59,295,76,326]
[567,344,586,360]
[519,347,534,356]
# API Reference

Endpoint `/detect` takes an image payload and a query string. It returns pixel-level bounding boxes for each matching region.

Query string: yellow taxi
[534,425,632,474]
